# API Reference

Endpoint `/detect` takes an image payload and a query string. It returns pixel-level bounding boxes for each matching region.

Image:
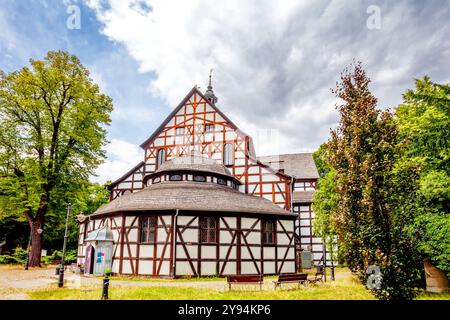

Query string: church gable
[143,88,247,174]
[109,86,292,210]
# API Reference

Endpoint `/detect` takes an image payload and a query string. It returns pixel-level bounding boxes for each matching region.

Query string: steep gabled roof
[108,161,144,190]
[139,86,242,149]
[258,153,319,179]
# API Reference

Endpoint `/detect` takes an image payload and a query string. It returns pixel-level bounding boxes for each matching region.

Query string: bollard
[58,264,65,287]
[102,274,109,300]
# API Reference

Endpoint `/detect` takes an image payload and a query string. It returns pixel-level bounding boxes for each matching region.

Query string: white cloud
[91,138,143,184]
[84,0,450,155]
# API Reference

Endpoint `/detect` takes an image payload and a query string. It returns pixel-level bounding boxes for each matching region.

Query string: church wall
[77,212,296,277]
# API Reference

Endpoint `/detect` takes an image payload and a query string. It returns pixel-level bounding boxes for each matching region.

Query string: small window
[223,143,233,166]
[152,177,161,184]
[204,124,214,132]
[169,174,182,181]
[217,178,227,186]
[262,220,276,245]
[156,148,166,169]
[175,127,185,136]
[200,217,218,243]
[193,175,206,182]
[141,216,157,243]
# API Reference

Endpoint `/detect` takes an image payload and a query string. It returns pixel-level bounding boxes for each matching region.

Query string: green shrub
[0,247,29,264]
[42,249,77,264]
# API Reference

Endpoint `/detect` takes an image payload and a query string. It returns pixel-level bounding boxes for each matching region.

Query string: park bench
[307,271,324,285]
[273,273,308,289]
[227,275,264,291]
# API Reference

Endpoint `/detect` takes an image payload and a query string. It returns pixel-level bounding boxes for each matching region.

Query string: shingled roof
[257,153,319,179]
[154,152,236,181]
[92,181,295,218]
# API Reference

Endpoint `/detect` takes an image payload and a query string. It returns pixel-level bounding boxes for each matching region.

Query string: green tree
[326,62,420,299]
[396,77,450,274]
[0,51,112,266]
[312,144,340,264]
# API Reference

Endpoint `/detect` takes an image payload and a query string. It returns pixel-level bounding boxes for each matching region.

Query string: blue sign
[97,252,102,263]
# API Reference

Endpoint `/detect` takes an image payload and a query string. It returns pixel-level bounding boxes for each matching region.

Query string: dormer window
[217,178,227,186]
[193,175,206,182]
[152,177,161,184]
[169,174,182,181]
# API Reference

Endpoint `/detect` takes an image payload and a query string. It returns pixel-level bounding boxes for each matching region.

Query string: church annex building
[77,82,324,277]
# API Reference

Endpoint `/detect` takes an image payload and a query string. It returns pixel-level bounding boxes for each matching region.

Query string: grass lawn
[26,268,450,300]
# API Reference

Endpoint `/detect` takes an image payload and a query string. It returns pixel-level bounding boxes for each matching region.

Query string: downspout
[290,175,295,212]
[172,209,179,278]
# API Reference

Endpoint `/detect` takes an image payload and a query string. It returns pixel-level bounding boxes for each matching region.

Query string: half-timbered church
[77,78,323,277]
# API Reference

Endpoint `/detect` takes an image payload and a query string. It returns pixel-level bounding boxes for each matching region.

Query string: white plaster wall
[176,262,195,275]
[159,261,170,275]
[122,260,132,274]
[241,262,258,274]
[201,246,217,259]
[139,245,153,258]
[181,228,198,243]
[241,218,257,229]
[263,247,275,259]
[201,262,216,275]
[220,231,233,243]
[246,232,261,245]
[128,229,138,242]
[139,260,153,275]
[220,262,236,275]
[220,246,236,259]
[263,262,276,274]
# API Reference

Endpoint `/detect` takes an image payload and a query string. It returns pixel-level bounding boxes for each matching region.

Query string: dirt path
[0,265,57,299]
[1,265,342,299]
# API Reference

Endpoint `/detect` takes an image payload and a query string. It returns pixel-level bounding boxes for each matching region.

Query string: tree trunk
[28,221,43,267]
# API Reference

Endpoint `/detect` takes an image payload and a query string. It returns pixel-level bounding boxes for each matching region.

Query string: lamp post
[58,204,72,288]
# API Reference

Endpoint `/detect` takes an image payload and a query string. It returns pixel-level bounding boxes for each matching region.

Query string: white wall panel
[176,262,195,275]
[201,246,217,259]
[139,245,153,258]
[220,246,236,259]
[263,247,275,259]
[263,262,276,274]
[138,260,153,275]
[201,262,216,275]
[241,262,258,274]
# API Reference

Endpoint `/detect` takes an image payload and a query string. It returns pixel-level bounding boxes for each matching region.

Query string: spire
[204,69,218,104]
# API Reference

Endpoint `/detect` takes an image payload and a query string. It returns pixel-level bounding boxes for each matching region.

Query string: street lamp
[58,204,73,288]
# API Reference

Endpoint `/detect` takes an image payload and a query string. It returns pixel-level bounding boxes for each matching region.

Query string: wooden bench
[227,275,264,291]
[273,273,308,289]
[308,272,324,285]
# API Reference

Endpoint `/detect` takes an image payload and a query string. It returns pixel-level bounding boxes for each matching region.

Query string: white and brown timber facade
[77,85,325,276]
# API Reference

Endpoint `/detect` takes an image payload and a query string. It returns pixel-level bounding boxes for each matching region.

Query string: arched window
[156,148,165,169]
[141,216,157,243]
[223,143,233,166]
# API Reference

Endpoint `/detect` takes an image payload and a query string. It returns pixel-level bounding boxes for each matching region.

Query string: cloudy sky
[0,0,449,183]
